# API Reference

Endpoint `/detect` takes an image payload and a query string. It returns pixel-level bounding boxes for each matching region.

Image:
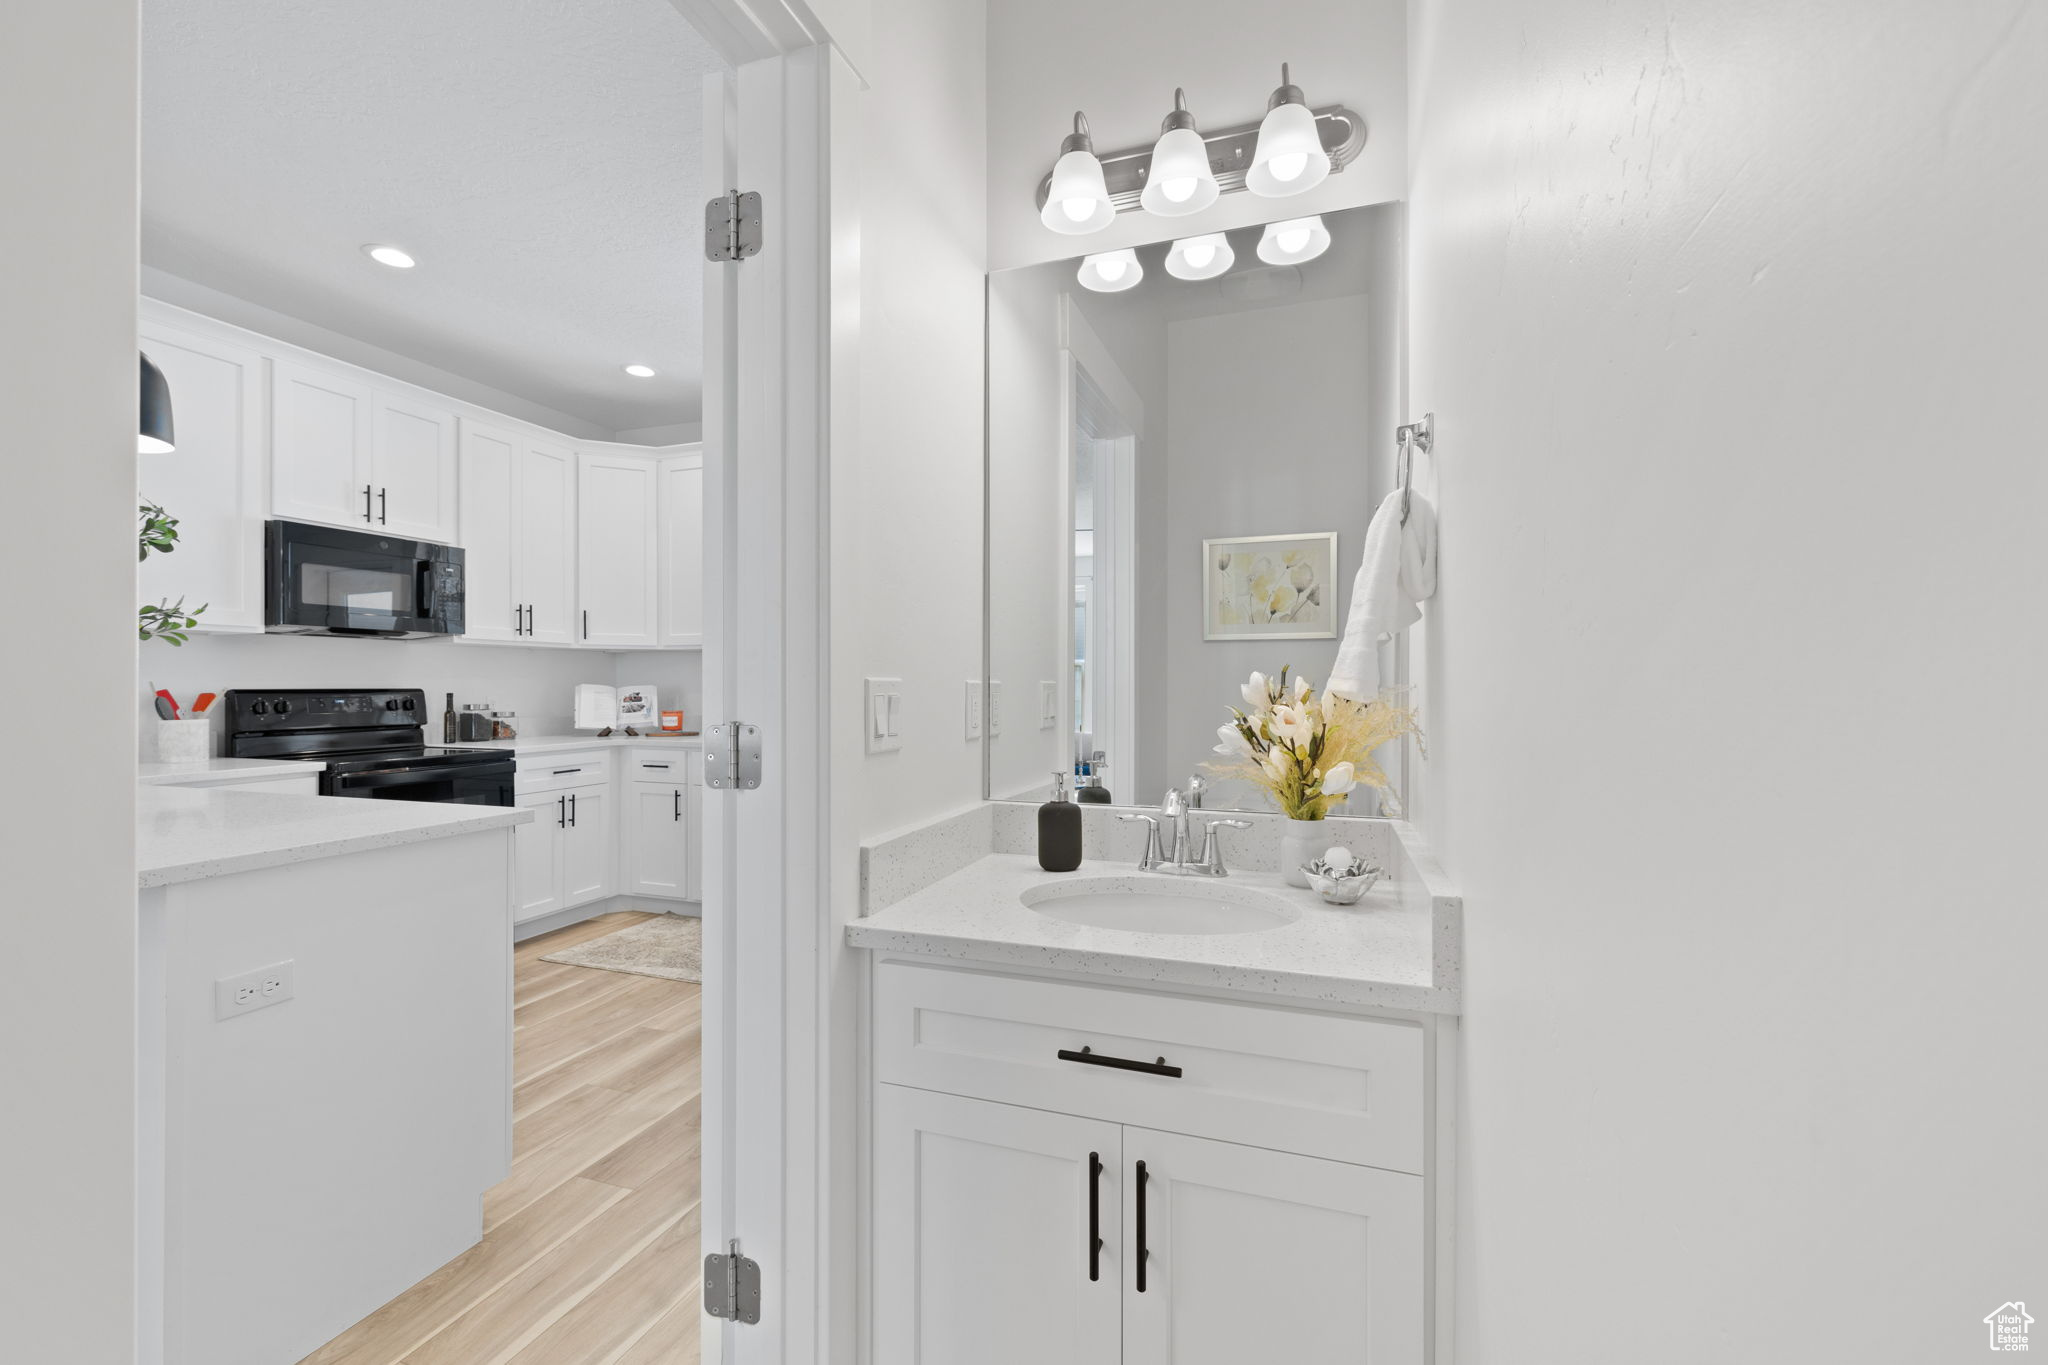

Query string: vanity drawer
[517,751,613,794]
[873,961,1424,1173]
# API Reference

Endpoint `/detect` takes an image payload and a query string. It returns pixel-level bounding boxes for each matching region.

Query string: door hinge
[705,190,763,262]
[704,1239,762,1324]
[704,722,762,791]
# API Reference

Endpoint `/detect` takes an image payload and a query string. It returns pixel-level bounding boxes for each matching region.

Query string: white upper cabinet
[138,319,267,632]
[458,423,519,642]
[271,358,374,530]
[370,392,458,543]
[657,447,705,648]
[459,421,579,645]
[577,451,659,648]
[517,440,577,645]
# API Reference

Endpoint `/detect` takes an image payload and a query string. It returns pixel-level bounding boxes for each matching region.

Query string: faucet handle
[1196,817,1252,876]
[1118,813,1166,872]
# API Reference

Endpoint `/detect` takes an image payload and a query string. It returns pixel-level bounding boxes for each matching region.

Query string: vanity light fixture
[1256,215,1331,265]
[362,244,417,269]
[1138,90,1220,218]
[623,364,657,378]
[1076,248,1144,293]
[139,352,175,454]
[1247,64,1333,198]
[1039,113,1115,235]
[1164,232,1235,281]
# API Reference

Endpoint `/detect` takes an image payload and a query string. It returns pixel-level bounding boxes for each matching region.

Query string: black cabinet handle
[1057,1046,1182,1079]
[644,762,671,768]
[363,484,374,522]
[552,768,583,775]
[378,487,388,524]
[1134,1160,1149,1293]
[525,604,533,635]
[515,604,524,636]
[674,789,682,820]
[582,609,590,639]
[569,792,577,826]
[556,795,566,828]
[1088,1151,1103,1282]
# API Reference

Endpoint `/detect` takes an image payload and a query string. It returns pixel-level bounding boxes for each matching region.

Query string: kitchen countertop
[138,785,531,889]
[469,732,703,756]
[137,756,326,787]
[847,852,1461,1013]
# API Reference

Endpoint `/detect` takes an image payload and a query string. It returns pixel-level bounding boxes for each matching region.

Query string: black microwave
[264,520,466,639]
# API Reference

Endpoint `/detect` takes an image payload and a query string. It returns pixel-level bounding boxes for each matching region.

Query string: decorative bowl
[1300,848,1384,906]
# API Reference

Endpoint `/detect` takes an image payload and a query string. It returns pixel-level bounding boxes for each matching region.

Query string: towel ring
[1395,413,1434,526]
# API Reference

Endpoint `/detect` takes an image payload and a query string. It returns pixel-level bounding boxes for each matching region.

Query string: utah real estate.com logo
[1985,1302,2033,1352]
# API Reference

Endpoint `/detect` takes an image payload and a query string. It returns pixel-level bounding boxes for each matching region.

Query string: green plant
[139,501,207,643]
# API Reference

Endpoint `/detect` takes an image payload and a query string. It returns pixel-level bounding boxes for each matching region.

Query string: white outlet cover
[964,680,983,739]
[864,677,903,754]
[1039,680,1058,729]
[216,959,295,1020]
[988,681,1003,736]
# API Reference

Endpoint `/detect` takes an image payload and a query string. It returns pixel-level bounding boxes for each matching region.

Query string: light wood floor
[300,911,703,1365]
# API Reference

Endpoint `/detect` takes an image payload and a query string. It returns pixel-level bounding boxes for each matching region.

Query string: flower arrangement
[1209,668,1421,820]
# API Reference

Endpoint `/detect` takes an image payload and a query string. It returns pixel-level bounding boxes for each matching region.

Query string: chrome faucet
[1118,788,1251,877]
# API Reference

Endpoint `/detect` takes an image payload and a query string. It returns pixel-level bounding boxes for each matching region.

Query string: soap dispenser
[1076,752,1112,805]
[1038,771,1083,872]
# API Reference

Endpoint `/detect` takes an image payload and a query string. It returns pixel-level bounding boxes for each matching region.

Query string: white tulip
[1241,671,1269,709]
[1321,761,1357,795]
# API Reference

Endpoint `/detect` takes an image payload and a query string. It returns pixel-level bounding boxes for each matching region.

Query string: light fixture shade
[1165,233,1235,281]
[1077,249,1143,293]
[139,351,175,454]
[1256,215,1331,266]
[1139,90,1219,217]
[1247,66,1332,198]
[1040,113,1114,235]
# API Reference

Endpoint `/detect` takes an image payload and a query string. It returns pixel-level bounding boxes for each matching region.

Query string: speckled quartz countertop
[847,852,1461,1013]
[466,733,703,756]
[137,756,326,787]
[138,785,530,889]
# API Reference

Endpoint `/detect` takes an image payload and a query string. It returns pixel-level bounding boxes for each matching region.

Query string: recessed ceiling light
[623,364,657,378]
[362,244,416,269]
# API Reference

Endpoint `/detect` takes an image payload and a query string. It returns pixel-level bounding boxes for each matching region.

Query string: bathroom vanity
[849,807,1460,1363]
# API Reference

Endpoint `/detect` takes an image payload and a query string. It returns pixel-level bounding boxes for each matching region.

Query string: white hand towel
[1327,486,1437,700]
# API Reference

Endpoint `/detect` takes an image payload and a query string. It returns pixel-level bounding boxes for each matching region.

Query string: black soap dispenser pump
[1038,770,1083,872]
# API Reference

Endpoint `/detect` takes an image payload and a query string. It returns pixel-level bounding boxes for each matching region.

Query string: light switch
[1039,681,1058,729]
[965,681,984,739]
[988,681,1003,737]
[864,677,903,754]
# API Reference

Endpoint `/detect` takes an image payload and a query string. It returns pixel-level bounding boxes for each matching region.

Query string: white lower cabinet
[871,962,1428,1363]
[626,781,688,898]
[512,783,612,924]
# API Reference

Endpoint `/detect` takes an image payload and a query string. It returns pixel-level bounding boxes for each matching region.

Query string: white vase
[1278,818,1324,889]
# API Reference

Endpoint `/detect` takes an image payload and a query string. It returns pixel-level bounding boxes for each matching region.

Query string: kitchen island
[137,785,529,1365]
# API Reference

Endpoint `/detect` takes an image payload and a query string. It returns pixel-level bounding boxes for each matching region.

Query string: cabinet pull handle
[1057,1046,1182,1079]
[552,768,583,775]
[1134,1160,1149,1293]
[363,484,374,522]
[1087,1151,1103,1282]
[673,789,682,820]
[644,762,671,768]
[525,604,534,635]
[557,795,566,828]
[582,608,590,640]
[378,487,387,524]
[515,604,524,636]
[568,792,577,826]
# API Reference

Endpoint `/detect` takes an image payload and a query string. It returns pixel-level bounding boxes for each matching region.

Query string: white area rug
[542,915,703,983]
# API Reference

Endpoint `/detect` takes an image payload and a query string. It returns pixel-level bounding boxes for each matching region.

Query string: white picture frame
[1202,532,1340,641]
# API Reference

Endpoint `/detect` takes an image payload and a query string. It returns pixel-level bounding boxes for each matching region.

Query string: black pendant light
[139,351,175,454]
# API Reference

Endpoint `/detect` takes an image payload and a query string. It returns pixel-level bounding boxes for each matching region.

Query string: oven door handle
[332,764,514,791]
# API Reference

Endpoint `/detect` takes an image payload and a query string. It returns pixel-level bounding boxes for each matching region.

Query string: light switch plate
[864,677,903,753]
[988,681,1003,736]
[216,960,295,1020]
[1039,680,1058,729]
[964,681,983,739]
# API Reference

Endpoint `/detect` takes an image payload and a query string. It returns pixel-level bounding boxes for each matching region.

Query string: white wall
[987,0,1406,270]
[140,638,703,754]
[1408,0,2048,1356]
[0,2,140,1360]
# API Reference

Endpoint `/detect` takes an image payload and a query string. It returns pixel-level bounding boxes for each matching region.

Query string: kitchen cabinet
[657,448,705,648]
[272,357,457,542]
[577,450,660,647]
[560,784,612,907]
[512,781,612,925]
[138,317,266,631]
[459,421,578,645]
[875,1086,1124,1365]
[370,392,459,543]
[512,789,568,922]
[869,961,1428,1362]
[623,750,700,899]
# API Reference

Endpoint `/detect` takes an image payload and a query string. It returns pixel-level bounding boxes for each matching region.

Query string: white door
[875,1086,1124,1365]
[658,449,705,647]
[370,392,458,542]
[1121,1127,1425,1365]
[561,785,612,907]
[458,421,520,642]
[577,452,658,647]
[138,321,266,631]
[627,781,688,898]
[271,358,373,529]
[684,751,704,902]
[512,790,565,923]
[517,439,578,645]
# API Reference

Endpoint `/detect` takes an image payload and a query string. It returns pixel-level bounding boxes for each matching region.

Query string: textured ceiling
[143,0,727,434]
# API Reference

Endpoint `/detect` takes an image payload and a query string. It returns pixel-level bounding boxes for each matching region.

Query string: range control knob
[401,697,416,711]
[273,698,292,715]
[251,700,268,715]
[385,698,401,711]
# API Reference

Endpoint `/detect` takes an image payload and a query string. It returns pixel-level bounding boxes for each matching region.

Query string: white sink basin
[1021,876,1301,936]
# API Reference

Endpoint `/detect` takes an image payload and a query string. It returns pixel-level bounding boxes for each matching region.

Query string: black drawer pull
[1057,1046,1182,1079]
[552,767,583,775]
[643,762,671,768]
[1134,1159,1149,1292]
[1087,1151,1103,1282]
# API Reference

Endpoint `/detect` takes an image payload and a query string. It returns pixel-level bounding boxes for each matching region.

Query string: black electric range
[223,688,516,807]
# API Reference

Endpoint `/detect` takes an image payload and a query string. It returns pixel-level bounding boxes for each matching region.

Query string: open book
[574,683,658,731]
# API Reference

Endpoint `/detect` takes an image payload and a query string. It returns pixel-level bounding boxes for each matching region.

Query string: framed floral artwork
[1202,532,1339,641]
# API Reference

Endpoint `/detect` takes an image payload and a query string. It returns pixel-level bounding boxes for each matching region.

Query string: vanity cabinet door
[560,784,613,908]
[512,789,567,923]
[625,780,687,898]
[876,1085,1124,1365]
[1121,1126,1423,1365]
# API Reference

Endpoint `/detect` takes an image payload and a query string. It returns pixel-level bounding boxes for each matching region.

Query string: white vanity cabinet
[871,961,1428,1364]
[458,420,578,644]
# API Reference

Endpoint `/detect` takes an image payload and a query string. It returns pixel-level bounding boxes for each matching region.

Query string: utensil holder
[157,718,211,764]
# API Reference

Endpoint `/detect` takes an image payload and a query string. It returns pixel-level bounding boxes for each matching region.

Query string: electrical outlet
[864,677,903,754]
[965,680,983,739]
[215,960,295,1020]
[1039,681,1058,729]
[988,681,1003,736]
